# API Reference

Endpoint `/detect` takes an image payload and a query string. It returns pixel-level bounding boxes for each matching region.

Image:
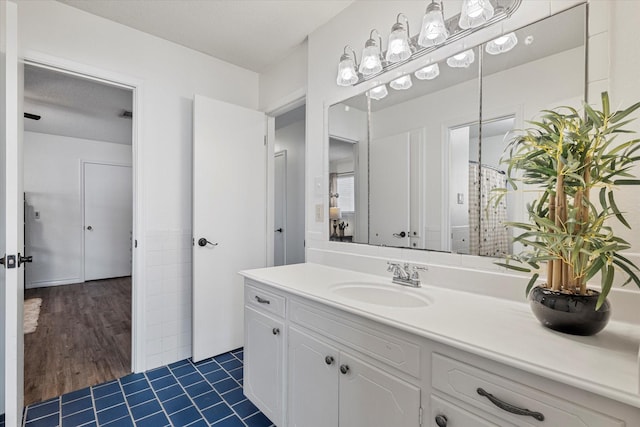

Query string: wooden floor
[23,277,132,406]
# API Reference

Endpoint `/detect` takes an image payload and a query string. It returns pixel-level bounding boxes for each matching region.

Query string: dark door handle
[86,225,93,231]
[435,415,448,427]
[275,228,283,233]
[393,231,407,238]
[198,238,218,247]
[339,364,349,374]
[477,388,544,421]
[18,254,33,267]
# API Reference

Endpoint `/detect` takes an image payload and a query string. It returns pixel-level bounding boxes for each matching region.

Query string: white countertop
[240,262,640,408]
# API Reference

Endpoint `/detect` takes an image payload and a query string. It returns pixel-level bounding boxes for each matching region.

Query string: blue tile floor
[21,348,275,427]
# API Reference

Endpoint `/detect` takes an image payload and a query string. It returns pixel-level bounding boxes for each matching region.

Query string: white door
[369,132,411,247]
[288,327,339,427]
[244,307,284,426]
[273,151,286,266]
[339,353,421,427]
[84,162,132,281]
[1,1,24,423]
[192,95,266,362]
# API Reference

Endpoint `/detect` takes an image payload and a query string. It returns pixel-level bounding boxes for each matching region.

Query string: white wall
[274,119,305,265]
[259,41,308,112]
[17,0,259,370]
[304,0,640,305]
[23,131,132,288]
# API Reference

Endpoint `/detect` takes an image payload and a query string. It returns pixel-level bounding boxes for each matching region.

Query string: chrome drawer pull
[255,296,270,304]
[477,388,545,422]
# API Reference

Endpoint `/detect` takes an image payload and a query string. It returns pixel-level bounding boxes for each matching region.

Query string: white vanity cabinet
[288,326,421,427]
[241,268,640,427]
[244,284,286,427]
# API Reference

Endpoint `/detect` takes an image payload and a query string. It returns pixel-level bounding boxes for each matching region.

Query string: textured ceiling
[56,0,354,73]
[24,64,133,145]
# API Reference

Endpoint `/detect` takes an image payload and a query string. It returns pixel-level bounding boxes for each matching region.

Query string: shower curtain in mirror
[469,163,510,256]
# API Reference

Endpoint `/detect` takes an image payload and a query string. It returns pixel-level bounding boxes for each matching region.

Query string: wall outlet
[35,211,40,219]
[315,204,324,222]
[314,176,323,197]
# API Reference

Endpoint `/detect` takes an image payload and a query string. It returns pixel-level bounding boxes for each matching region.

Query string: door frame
[265,91,305,267]
[22,51,146,373]
[273,150,287,265]
[80,160,133,283]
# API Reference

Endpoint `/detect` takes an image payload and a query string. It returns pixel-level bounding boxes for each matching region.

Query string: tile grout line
[143,370,177,427]
[116,377,137,427]
[165,362,210,425]
[192,357,251,427]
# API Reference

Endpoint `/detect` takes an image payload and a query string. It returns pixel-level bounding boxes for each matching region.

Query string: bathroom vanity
[240,263,640,427]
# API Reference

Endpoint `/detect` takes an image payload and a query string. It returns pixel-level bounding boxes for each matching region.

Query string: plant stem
[548,193,556,289]
[554,172,566,291]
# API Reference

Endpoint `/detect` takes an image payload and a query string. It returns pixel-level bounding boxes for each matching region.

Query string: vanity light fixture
[359,30,384,76]
[418,0,449,48]
[368,84,389,100]
[386,14,413,63]
[446,49,475,68]
[485,32,518,54]
[336,45,359,86]
[459,0,495,29]
[415,63,440,80]
[390,74,413,90]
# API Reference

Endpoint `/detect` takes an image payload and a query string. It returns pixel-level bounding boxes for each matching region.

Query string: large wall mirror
[328,3,586,257]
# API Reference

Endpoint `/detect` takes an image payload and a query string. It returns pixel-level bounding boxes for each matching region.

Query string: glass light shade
[415,63,440,80]
[329,207,341,220]
[418,2,448,47]
[446,49,475,68]
[390,75,413,90]
[459,0,495,29]
[485,32,518,55]
[386,24,412,63]
[368,84,388,100]
[359,43,383,75]
[336,55,358,86]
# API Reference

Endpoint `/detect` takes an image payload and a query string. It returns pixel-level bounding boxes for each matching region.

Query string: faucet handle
[387,261,399,272]
[411,265,428,279]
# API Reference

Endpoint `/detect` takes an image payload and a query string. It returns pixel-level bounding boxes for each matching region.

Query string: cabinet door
[339,352,421,427]
[288,327,339,427]
[244,306,284,426]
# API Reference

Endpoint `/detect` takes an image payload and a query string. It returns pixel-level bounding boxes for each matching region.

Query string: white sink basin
[330,282,432,308]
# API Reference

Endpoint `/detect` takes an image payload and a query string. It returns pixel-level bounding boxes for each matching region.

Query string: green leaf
[612,259,640,289]
[601,92,610,117]
[614,179,640,185]
[608,191,631,228]
[597,265,615,310]
[494,262,532,272]
[525,273,540,297]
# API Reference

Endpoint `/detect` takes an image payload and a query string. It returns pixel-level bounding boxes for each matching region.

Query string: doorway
[273,104,305,266]
[22,63,135,405]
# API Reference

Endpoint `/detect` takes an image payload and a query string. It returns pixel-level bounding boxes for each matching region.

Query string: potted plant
[496,92,640,335]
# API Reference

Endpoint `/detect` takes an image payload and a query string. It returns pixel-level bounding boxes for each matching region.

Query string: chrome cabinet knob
[435,415,447,427]
[339,364,349,374]
[325,356,334,365]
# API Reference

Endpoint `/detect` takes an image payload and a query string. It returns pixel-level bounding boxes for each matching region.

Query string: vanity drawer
[289,300,421,378]
[245,283,286,318]
[432,354,624,427]
[430,394,513,427]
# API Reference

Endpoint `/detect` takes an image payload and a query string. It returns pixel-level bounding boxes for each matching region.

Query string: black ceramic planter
[528,286,611,336]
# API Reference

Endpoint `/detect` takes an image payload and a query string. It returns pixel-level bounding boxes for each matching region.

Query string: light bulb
[485,32,518,55]
[390,75,413,90]
[336,53,358,86]
[415,63,440,80]
[446,49,475,68]
[386,21,412,63]
[359,40,382,76]
[459,0,494,29]
[418,1,448,47]
[368,84,388,100]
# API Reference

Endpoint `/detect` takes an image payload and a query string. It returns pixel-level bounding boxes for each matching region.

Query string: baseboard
[25,277,82,289]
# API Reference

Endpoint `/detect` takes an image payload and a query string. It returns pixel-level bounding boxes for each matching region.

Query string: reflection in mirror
[326,4,586,257]
[369,47,481,251]
[328,99,368,243]
[481,4,586,257]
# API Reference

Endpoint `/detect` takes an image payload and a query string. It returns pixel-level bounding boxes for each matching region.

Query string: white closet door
[192,95,266,362]
[84,162,132,281]
[1,1,24,422]
[273,151,286,266]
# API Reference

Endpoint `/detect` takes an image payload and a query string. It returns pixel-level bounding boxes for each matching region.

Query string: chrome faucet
[387,262,427,288]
